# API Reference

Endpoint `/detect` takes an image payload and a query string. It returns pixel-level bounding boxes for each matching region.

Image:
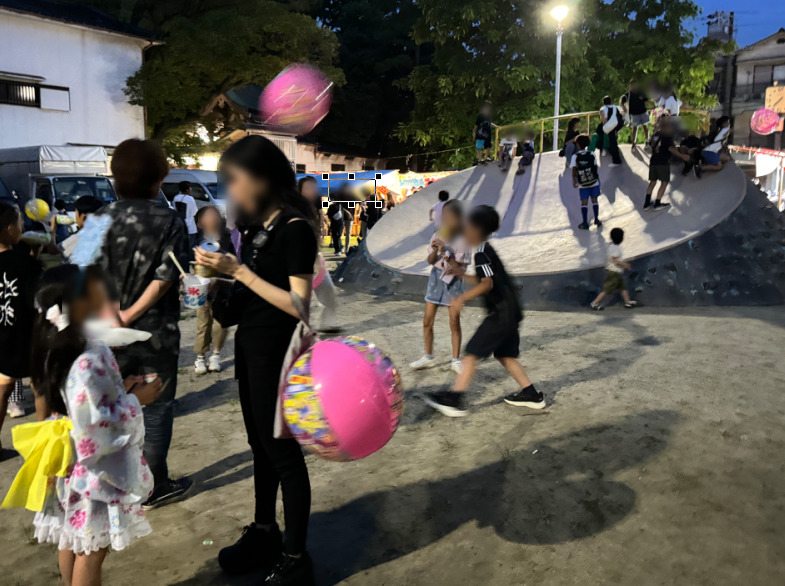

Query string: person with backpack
[571,135,603,230]
[473,101,496,165]
[173,181,199,249]
[595,96,624,167]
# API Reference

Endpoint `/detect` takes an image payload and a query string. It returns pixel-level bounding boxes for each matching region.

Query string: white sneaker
[410,355,436,370]
[608,163,622,168]
[601,150,608,157]
[6,401,25,418]
[194,356,207,375]
[450,359,463,374]
[208,354,222,373]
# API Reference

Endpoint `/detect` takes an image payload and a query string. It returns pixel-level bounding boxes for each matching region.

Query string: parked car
[161,169,225,215]
[0,146,116,213]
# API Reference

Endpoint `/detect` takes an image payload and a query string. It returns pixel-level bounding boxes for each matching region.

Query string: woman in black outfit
[195,136,318,586]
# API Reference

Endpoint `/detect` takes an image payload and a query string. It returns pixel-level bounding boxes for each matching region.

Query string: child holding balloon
[424,205,545,417]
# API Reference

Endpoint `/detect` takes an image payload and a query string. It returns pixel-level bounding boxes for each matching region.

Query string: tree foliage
[398,0,726,168]
[72,0,343,161]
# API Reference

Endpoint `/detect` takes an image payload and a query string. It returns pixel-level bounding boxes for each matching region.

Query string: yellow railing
[494,108,712,154]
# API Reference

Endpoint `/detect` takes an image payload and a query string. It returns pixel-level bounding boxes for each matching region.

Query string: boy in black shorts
[644,117,674,211]
[424,205,544,417]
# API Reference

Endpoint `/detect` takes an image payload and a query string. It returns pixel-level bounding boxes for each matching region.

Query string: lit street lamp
[550,4,568,152]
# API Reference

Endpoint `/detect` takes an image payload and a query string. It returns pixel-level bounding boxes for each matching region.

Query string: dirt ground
[1,289,784,585]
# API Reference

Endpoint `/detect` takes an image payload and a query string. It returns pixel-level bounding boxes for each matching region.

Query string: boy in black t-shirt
[644,117,676,211]
[0,203,41,451]
[424,205,544,417]
[473,102,495,165]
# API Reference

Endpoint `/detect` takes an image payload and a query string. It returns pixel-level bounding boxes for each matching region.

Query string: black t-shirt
[0,249,41,378]
[473,242,522,323]
[237,216,317,335]
[564,128,580,146]
[626,91,648,115]
[95,199,189,340]
[475,114,492,139]
[650,133,675,166]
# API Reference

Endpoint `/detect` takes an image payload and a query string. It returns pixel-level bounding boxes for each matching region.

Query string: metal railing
[494,108,712,154]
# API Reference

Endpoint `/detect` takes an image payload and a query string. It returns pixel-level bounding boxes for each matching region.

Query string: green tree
[306,0,423,160]
[398,0,726,169]
[72,1,343,162]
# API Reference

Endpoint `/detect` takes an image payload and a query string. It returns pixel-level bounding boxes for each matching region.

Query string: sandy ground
[1,287,785,585]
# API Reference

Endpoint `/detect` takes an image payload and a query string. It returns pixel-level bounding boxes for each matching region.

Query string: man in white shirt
[173,181,199,248]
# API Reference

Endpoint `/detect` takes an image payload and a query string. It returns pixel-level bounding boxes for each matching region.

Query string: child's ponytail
[30,265,96,415]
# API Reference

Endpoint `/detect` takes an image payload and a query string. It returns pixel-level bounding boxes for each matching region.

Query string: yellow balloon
[24,199,50,221]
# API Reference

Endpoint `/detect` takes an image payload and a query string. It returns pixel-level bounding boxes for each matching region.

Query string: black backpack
[574,151,599,187]
[174,200,188,221]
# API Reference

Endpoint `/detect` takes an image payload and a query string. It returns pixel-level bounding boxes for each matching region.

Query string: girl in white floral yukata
[27,264,163,585]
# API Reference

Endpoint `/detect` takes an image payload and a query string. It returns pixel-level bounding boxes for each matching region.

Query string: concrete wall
[0,10,146,149]
[295,143,384,173]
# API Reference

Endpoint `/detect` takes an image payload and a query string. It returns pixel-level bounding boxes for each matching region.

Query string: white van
[161,169,225,215]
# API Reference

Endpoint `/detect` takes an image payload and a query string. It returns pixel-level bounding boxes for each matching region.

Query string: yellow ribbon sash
[1,418,74,512]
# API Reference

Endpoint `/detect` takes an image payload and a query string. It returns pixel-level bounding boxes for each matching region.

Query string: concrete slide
[341,146,785,307]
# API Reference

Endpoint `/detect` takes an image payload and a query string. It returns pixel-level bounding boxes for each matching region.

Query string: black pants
[596,126,622,165]
[330,220,343,252]
[236,333,311,555]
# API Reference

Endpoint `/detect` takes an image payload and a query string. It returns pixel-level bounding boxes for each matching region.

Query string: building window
[753,64,785,95]
[295,164,306,173]
[362,164,376,171]
[0,80,40,107]
[331,163,345,171]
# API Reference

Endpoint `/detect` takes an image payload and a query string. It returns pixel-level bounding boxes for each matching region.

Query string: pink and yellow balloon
[282,336,404,462]
[259,64,334,136]
[751,108,780,136]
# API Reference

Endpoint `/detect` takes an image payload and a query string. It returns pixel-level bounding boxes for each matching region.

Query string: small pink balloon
[751,108,779,136]
[259,64,333,136]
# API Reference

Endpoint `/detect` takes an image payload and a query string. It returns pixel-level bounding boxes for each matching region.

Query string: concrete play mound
[340,146,785,307]
[366,146,747,276]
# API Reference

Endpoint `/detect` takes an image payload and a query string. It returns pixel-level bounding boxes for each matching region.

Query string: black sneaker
[219,524,282,576]
[141,477,193,511]
[578,222,590,230]
[643,203,653,212]
[265,552,315,586]
[681,162,693,176]
[594,219,602,228]
[423,391,468,417]
[504,386,546,409]
[694,163,702,179]
[652,201,670,211]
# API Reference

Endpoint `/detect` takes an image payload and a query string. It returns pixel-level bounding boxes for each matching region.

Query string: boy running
[424,205,544,417]
[571,135,602,230]
[590,228,637,310]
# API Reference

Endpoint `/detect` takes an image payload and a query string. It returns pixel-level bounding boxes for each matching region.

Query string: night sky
[692,1,785,47]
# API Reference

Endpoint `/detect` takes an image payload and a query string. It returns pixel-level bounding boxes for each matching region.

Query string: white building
[0,0,155,149]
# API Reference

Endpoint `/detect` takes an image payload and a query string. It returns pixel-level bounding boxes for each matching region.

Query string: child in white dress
[13,264,162,585]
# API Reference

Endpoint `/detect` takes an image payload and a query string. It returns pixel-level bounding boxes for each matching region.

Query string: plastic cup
[183,275,210,309]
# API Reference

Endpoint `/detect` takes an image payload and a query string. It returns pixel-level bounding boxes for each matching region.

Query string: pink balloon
[282,337,404,462]
[751,108,780,136]
[312,254,327,289]
[259,64,333,136]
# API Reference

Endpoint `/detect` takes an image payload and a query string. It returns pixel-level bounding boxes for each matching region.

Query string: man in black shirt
[425,205,545,417]
[644,117,677,211]
[473,101,495,165]
[95,139,192,509]
[621,80,650,148]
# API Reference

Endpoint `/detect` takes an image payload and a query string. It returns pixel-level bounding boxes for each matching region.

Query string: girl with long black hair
[195,135,318,586]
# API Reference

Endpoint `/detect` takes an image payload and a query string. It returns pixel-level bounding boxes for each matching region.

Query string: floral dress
[33,340,154,554]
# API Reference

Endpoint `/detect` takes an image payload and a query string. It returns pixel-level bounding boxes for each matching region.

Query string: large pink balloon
[259,64,333,136]
[751,108,780,136]
[282,337,404,462]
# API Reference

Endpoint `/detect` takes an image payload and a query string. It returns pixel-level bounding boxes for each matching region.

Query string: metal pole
[553,27,563,152]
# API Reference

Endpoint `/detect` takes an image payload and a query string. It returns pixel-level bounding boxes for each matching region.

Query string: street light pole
[553,25,563,152]
[549,5,568,152]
